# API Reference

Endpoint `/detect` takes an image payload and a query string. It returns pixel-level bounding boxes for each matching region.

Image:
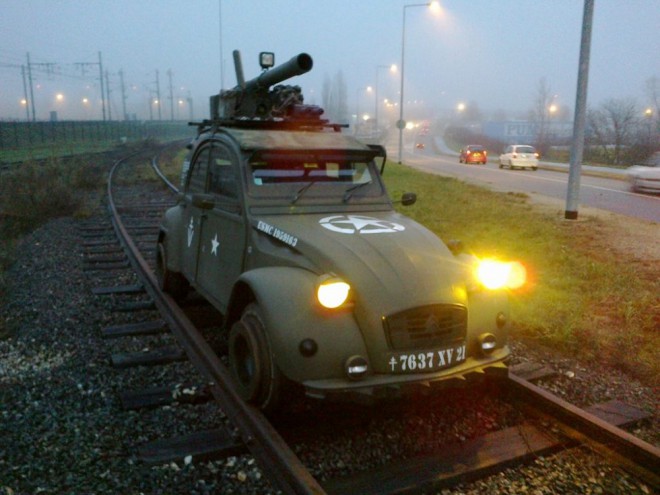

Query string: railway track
[84,142,658,494]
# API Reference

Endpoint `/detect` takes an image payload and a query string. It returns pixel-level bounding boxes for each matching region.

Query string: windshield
[516,146,536,154]
[246,150,385,202]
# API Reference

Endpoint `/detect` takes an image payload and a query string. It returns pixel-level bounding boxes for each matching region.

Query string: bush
[0,153,107,241]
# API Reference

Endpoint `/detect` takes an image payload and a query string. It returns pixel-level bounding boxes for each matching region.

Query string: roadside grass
[385,160,659,386]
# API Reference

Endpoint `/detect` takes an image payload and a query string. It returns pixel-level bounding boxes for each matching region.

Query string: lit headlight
[475,259,526,290]
[317,277,351,308]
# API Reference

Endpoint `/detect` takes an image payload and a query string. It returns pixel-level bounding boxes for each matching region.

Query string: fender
[159,205,186,273]
[236,267,369,383]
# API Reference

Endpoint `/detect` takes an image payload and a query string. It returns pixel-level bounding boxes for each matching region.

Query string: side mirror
[191,193,215,210]
[401,192,417,206]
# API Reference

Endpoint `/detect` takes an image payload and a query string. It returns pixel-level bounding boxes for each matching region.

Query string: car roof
[220,128,373,152]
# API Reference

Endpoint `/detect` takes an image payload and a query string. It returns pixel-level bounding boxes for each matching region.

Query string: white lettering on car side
[256,220,298,248]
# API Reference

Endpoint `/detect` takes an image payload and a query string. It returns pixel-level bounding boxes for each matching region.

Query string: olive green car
[156,51,522,411]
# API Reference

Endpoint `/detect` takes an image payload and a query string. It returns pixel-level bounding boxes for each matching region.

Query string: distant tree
[321,70,348,124]
[530,77,555,153]
[587,98,639,165]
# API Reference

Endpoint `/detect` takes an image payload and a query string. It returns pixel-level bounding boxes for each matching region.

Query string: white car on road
[499,145,539,171]
[627,152,660,193]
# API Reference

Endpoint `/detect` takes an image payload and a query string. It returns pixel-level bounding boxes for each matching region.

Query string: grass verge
[384,160,658,386]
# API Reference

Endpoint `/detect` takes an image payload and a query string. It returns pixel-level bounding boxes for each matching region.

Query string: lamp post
[398,2,434,164]
[375,64,396,134]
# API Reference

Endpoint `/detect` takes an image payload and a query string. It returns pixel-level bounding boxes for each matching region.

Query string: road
[391,143,660,224]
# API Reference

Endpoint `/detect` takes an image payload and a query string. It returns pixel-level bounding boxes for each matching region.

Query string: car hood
[252,210,467,314]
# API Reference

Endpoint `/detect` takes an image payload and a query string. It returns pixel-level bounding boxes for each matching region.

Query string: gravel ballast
[1,215,657,494]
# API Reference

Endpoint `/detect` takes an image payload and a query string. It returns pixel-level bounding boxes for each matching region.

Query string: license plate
[386,342,466,374]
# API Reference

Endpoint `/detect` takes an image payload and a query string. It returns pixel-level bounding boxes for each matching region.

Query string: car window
[246,151,382,200]
[209,144,238,199]
[517,146,536,154]
[187,147,210,193]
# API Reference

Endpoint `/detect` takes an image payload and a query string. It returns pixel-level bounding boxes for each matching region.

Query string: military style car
[157,51,525,411]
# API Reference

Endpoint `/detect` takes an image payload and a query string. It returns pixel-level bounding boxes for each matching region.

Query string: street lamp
[375,64,396,134]
[398,1,438,164]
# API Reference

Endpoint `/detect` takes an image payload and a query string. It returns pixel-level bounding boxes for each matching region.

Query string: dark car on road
[459,145,488,164]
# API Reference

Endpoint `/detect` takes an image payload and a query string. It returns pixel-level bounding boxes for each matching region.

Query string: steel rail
[508,372,660,489]
[107,152,326,495]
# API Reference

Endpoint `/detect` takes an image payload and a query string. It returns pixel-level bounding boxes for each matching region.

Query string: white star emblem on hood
[319,215,405,234]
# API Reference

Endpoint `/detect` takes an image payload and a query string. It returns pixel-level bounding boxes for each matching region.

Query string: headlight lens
[475,259,526,290]
[317,278,351,308]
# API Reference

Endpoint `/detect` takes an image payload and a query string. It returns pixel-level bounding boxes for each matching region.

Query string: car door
[180,145,210,282]
[195,140,246,310]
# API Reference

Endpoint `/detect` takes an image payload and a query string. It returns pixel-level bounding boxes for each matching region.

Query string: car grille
[383,304,467,351]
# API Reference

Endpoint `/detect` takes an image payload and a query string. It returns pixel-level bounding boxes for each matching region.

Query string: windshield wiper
[291,181,317,204]
[343,181,372,202]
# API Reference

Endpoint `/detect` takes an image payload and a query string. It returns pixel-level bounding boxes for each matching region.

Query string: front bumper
[302,348,510,400]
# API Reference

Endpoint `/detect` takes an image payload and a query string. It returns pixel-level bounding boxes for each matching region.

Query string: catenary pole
[565,0,595,219]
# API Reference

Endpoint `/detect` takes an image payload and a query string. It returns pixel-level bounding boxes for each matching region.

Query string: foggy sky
[1,0,658,122]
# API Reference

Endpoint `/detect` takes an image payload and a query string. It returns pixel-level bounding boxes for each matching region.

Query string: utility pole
[21,65,30,121]
[26,52,56,121]
[119,69,128,120]
[167,69,174,121]
[98,52,106,121]
[565,0,594,220]
[155,70,162,120]
[105,70,112,121]
[75,51,106,120]
[27,53,36,121]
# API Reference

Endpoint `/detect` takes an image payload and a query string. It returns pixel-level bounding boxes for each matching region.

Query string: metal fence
[0,120,194,149]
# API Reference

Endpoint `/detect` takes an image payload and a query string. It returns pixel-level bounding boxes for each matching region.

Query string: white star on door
[211,234,219,255]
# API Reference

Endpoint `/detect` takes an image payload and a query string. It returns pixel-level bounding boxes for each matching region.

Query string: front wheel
[228,303,288,413]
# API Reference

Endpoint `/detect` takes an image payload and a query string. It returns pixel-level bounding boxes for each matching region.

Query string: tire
[228,303,287,413]
[156,241,188,300]
[532,167,538,171]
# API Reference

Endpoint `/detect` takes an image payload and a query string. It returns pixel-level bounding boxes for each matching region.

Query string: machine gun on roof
[204,50,343,130]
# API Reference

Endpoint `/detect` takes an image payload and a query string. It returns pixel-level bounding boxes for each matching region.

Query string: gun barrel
[244,53,313,92]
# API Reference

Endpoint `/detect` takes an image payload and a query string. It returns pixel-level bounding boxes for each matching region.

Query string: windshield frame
[243,148,388,205]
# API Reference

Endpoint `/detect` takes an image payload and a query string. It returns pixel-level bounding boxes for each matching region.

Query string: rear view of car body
[499,145,539,170]
[460,145,487,164]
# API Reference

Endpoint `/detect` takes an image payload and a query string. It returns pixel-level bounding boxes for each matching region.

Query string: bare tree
[530,78,554,152]
[587,98,639,165]
[321,70,348,124]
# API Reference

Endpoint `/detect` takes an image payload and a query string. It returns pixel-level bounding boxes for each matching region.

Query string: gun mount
[207,50,339,130]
